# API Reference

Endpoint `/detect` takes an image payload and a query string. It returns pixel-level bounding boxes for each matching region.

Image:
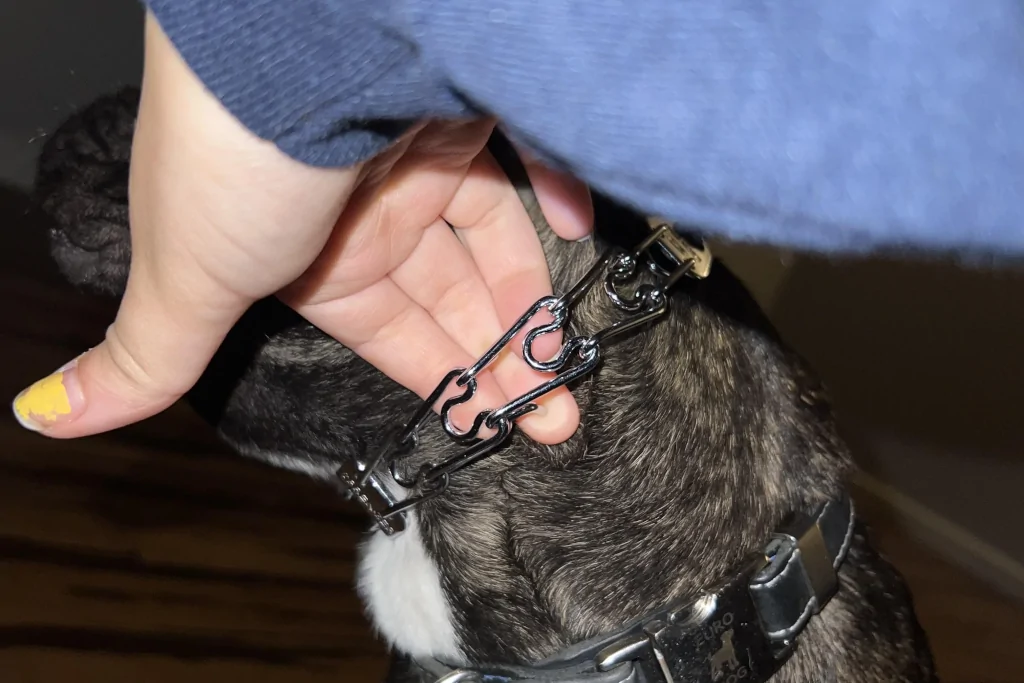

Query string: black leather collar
[416,493,855,683]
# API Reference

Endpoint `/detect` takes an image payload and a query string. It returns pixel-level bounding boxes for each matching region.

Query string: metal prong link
[338,221,712,534]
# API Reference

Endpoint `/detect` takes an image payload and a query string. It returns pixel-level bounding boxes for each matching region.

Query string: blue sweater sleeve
[145,0,1024,258]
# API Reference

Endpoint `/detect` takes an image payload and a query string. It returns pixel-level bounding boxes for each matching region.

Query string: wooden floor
[2,185,1023,682]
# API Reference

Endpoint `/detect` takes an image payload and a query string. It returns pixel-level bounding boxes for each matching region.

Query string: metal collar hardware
[336,220,713,536]
[415,494,855,683]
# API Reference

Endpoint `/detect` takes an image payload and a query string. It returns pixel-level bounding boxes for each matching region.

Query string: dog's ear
[34,86,140,298]
[31,100,556,298]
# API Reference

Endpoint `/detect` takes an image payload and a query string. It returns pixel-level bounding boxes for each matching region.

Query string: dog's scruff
[34,87,937,683]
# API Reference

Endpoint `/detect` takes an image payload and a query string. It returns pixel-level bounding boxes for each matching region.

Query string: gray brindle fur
[34,87,937,682]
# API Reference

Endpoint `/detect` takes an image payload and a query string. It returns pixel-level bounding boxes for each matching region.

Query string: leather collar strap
[415,493,855,683]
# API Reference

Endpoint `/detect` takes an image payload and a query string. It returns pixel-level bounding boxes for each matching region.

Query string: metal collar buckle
[336,221,713,535]
[594,553,782,683]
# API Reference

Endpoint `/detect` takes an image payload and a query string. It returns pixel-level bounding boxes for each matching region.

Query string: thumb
[13,11,367,438]
[13,10,279,438]
[12,251,248,438]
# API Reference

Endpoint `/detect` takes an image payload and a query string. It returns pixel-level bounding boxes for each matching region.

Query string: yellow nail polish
[13,371,73,431]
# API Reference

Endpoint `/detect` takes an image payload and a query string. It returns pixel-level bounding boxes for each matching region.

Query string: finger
[443,151,581,442]
[283,119,497,305]
[281,119,514,435]
[514,143,594,242]
[11,265,248,438]
[293,276,514,438]
[11,14,251,437]
[389,220,505,363]
[389,220,579,444]
[444,150,564,364]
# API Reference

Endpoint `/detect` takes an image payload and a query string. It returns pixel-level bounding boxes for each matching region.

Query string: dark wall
[765,252,1024,568]
[0,0,143,188]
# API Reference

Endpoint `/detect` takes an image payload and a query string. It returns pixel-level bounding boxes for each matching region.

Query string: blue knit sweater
[146,0,1024,257]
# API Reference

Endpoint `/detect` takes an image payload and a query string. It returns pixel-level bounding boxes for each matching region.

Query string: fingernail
[527,403,548,419]
[12,360,84,433]
[575,234,593,243]
[520,386,582,444]
[518,394,558,432]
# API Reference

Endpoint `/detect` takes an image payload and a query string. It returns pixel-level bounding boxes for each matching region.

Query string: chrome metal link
[337,221,713,535]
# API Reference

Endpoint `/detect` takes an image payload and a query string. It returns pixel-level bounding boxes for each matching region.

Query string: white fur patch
[252,451,336,480]
[357,508,461,662]
[253,452,459,659]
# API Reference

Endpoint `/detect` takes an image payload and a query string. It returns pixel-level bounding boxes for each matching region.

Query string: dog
[34,87,938,683]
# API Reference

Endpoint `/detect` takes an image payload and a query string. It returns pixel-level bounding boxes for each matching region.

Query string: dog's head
[34,88,852,665]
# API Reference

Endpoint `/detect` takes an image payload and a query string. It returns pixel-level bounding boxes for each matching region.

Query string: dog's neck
[354,220,851,670]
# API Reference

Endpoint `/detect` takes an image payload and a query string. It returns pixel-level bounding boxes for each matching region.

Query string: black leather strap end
[748,494,855,643]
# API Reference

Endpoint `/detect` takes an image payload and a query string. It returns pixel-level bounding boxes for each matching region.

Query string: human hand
[12,13,593,444]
